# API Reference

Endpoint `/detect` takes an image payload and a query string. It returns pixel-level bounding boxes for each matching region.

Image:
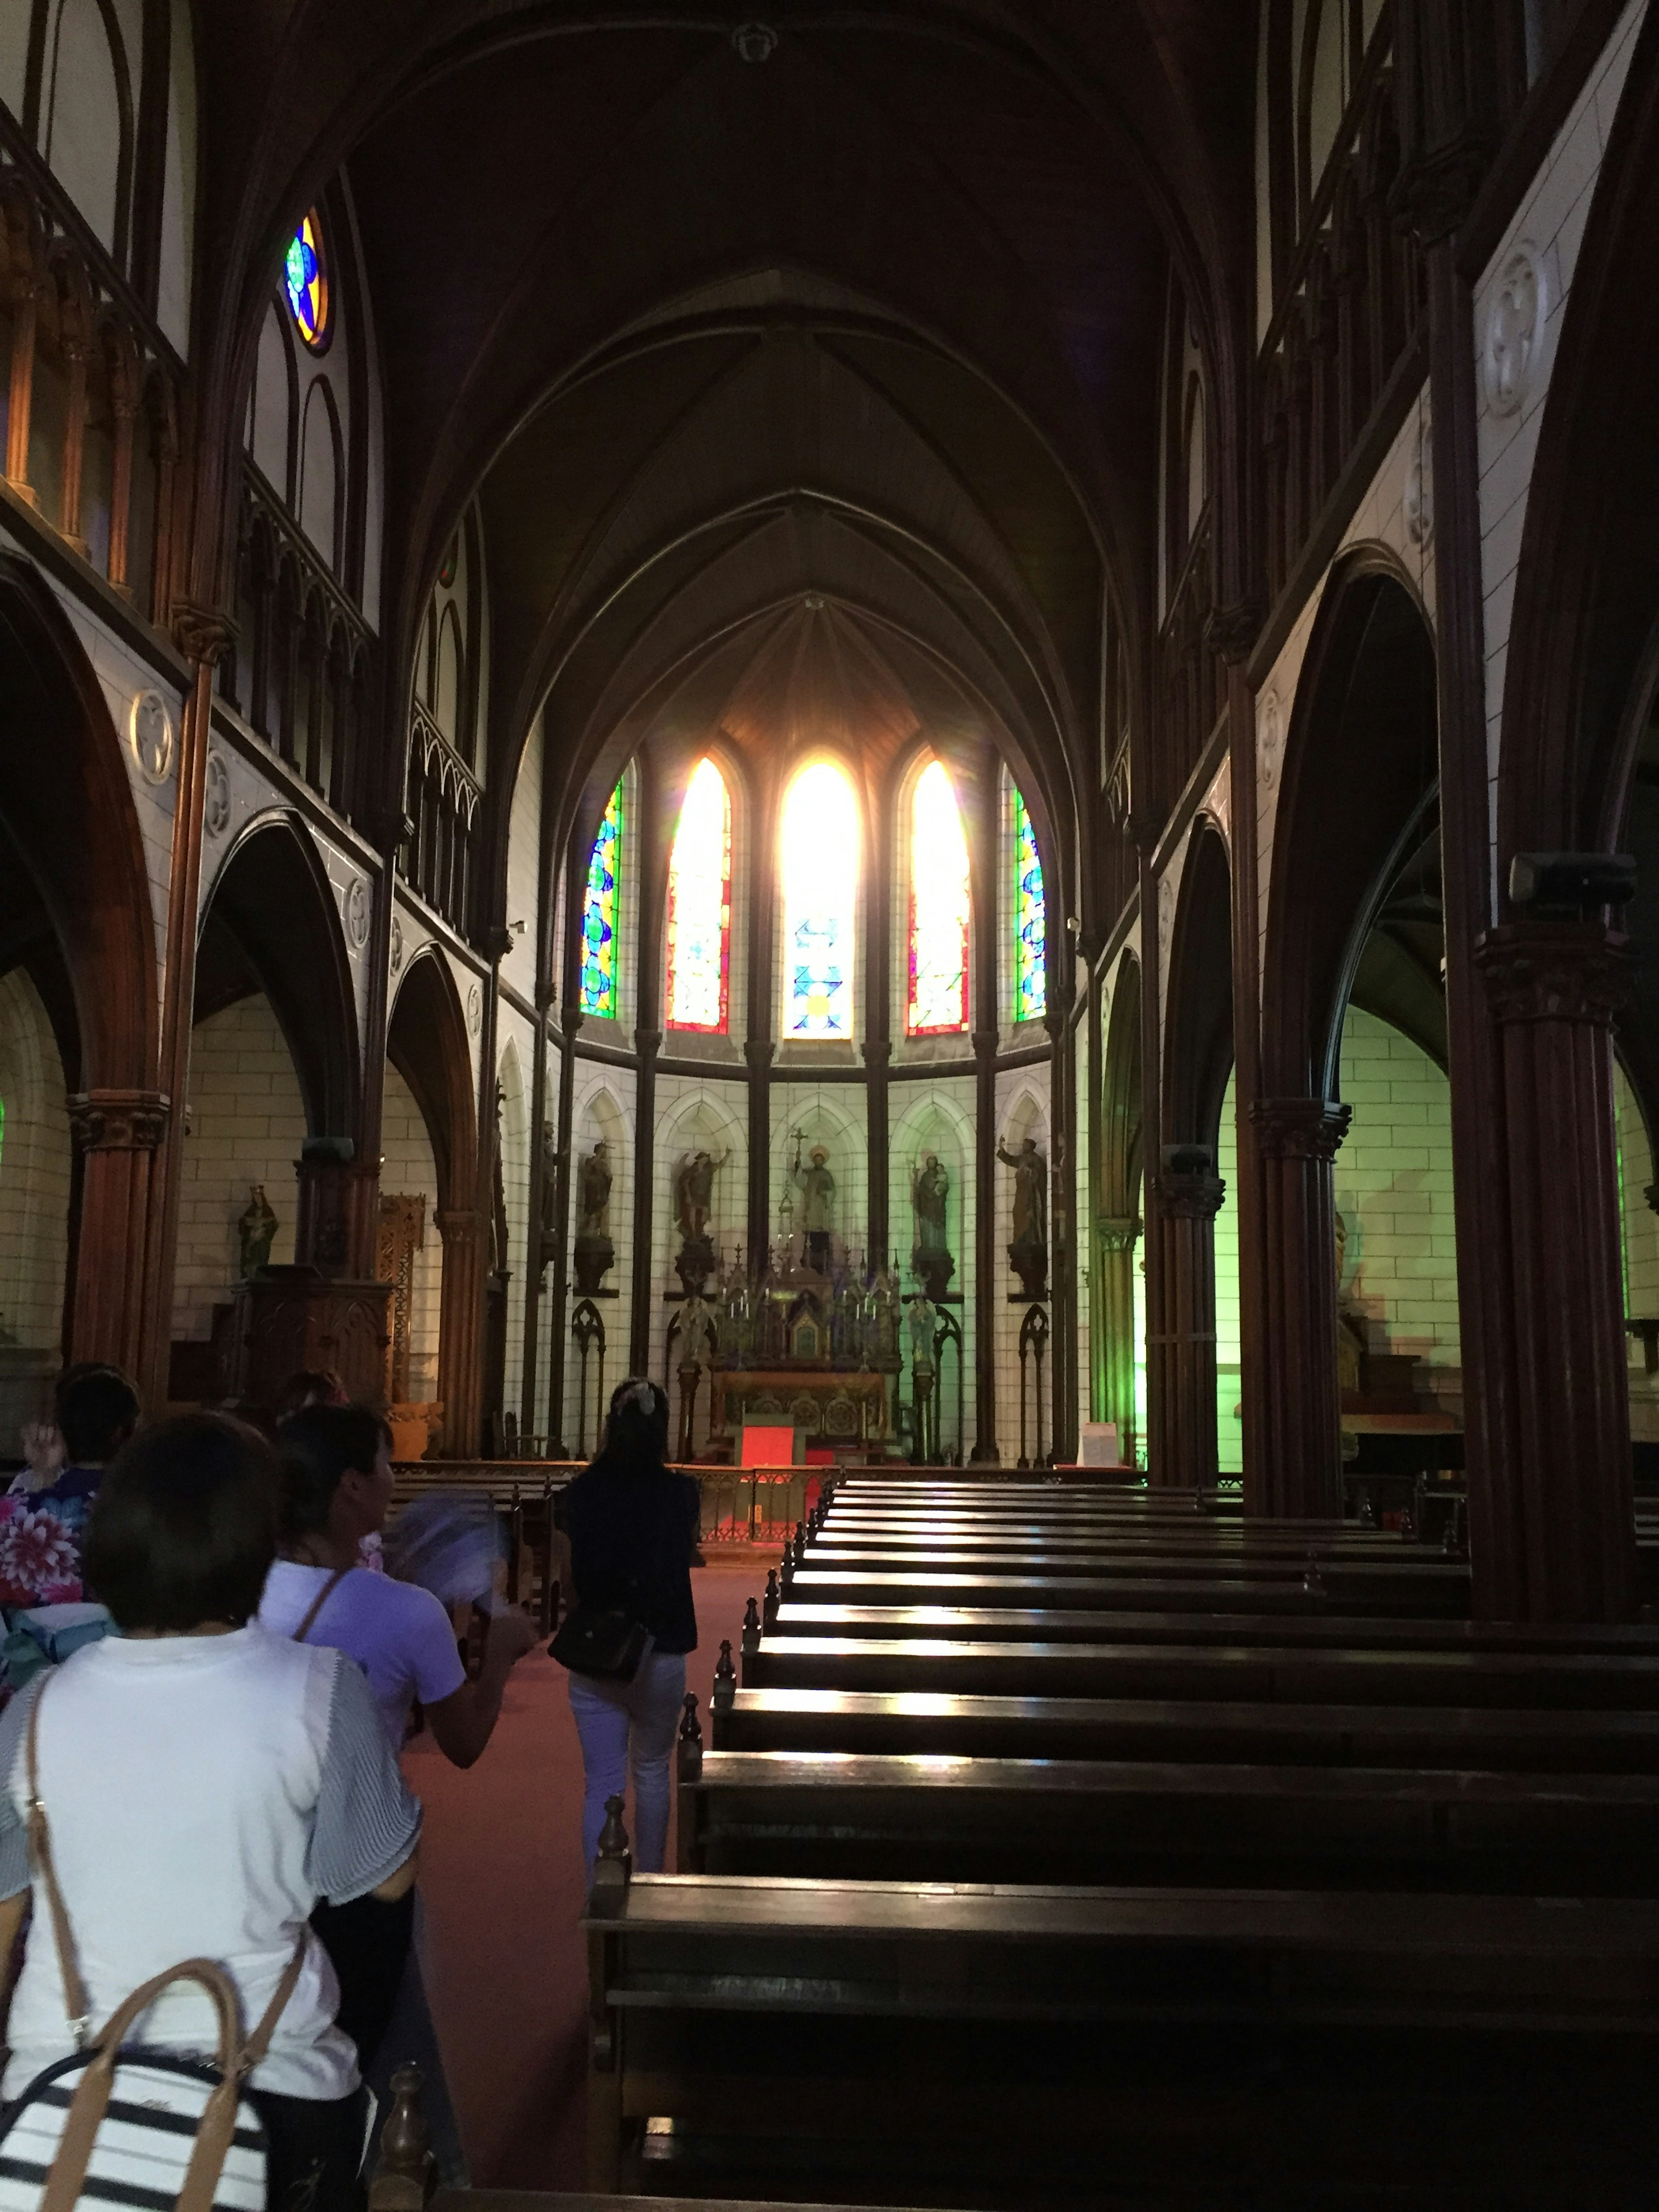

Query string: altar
[709,1366,894,1454]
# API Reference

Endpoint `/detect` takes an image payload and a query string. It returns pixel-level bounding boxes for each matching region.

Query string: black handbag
[549,1603,653,1683]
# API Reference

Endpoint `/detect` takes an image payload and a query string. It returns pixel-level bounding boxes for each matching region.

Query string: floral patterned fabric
[0,1467,101,1606]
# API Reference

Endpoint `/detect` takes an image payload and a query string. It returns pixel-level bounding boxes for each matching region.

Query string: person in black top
[560,1378,699,1878]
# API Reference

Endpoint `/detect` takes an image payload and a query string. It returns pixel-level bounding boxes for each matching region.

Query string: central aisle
[403,1564,754,2189]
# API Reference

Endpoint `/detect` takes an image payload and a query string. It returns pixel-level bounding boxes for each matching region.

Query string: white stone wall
[0,966,72,1381]
[496,1024,533,1429]
[992,1065,1052,1462]
[1615,1065,1659,1440]
[563,1064,635,1454]
[380,1059,442,1405]
[172,994,305,1344]
[1333,1008,1460,1393]
[1478,0,1649,861]
[891,1074,977,1459]
[502,723,543,1011]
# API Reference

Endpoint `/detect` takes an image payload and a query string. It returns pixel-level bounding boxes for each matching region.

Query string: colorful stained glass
[579,780,624,1018]
[782,761,857,1038]
[666,759,731,1032]
[284,211,328,350]
[1012,783,1046,1022]
[907,758,969,1034]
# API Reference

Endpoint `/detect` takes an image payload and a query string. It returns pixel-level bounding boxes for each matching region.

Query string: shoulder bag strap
[291,1565,350,1645]
[25,1677,92,2046]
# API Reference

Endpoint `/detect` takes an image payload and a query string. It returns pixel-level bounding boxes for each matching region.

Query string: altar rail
[388,1459,816,1554]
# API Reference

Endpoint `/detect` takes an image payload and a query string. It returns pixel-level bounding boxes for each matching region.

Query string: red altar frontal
[709,1367,895,1454]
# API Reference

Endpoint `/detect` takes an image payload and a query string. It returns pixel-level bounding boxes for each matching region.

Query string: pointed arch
[580,772,626,1022]
[780,757,858,1039]
[906,755,971,1037]
[665,756,731,1033]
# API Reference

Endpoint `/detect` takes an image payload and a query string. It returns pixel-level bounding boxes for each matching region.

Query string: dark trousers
[309,1889,416,2075]
[247,2085,369,2212]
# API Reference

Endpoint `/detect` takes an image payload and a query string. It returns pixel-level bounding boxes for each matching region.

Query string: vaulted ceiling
[188,3,1258,919]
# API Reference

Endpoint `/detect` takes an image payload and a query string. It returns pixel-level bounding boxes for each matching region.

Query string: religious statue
[791,1137,836,1272]
[997,1135,1049,1298]
[905,1293,937,1378]
[673,1147,728,1295]
[909,1152,954,1301]
[540,1128,561,1243]
[677,1290,714,1371]
[238,1185,277,1281]
[573,1139,614,1294]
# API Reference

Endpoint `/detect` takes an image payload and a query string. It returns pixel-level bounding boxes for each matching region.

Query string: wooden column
[1085,963,1106,1422]
[865,1041,891,1270]
[544,1001,582,1456]
[520,989,551,1446]
[629,1028,661,1377]
[1046,985,1079,1464]
[746,771,777,1275]
[867,775,893,1271]
[1473,922,1637,1618]
[970,1027,999,1462]
[65,1089,168,1380]
[745,1041,774,1274]
[1147,1153,1224,1488]
[435,1208,487,1453]
[1248,1098,1350,1516]
[4,264,38,504]
[1096,1215,1141,1462]
[138,607,235,1407]
[1135,821,1169,1481]
[58,329,89,556]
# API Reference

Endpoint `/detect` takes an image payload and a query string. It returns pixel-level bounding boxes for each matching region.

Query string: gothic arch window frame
[284,205,332,355]
[1004,766,1048,1028]
[27,0,137,270]
[664,750,736,1037]
[778,750,861,1044]
[579,769,629,1024]
[901,749,972,1039]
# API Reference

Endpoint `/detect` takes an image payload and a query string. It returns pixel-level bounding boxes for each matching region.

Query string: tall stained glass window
[781,761,857,1039]
[907,758,969,1035]
[579,780,624,1019]
[1012,783,1047,1022]
[666,758,731,1033]
[284,210,329,350]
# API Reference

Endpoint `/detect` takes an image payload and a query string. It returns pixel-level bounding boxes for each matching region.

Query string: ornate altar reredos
[698,1151,904,1455]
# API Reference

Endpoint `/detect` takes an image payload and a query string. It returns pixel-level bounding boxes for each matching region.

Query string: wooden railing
[0,111,183,624]
[402,699,481,933]
[222,464,378,825]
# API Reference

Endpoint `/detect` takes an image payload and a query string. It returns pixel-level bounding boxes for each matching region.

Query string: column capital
[635,1027,663,1061]
[1476,921,1631,1027]
[1096,1213,1141,1254]
[67,1089,168,1151]
[744,1039,776,1073]
[558,1001,586,1038]
[1203,598,1264,665]
[480,923,515,964]
[433,1207,487,1248]
[971,1027,1000,1065]
[1153,1170,1226,1221]
[170,601,238,669]
[862,1039,892,1070]
[1249,1097,1351,1161]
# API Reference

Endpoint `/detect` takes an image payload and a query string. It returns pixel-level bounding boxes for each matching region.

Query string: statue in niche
[909,1152,955,1302]
[673,1147,728,1296]
[238,1186,278,1280]
[997,1134,1049,1298]
[791,1136,836,1272]
[573,1140,614,1294]
[906,1294,938,1388]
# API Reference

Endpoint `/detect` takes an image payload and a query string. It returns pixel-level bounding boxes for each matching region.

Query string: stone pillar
[66,1089,168,1381]
[865,1040,891,1270]
[1046,989,1079,1464]
[1096,1214,1141,1465]
[629,1029,661,1376]
[1147,1152,1224,1488]
[543,1003,582,1456]
[435,1207,488,1454]
[745,1040,774,1276]
[1248,1099,1351,1517]
[1472,922,1637,1618]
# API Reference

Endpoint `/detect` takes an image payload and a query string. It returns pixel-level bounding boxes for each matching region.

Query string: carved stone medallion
[1483,245,1547,418]
[1259,689,1284,794]
[128,690,175,785]
[203,750,231,838]
[390,916,404,976]
[346,875,370,949]
[467,982,483,1036]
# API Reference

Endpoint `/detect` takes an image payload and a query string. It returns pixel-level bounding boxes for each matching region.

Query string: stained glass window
[284,211,328,350]
[781,761,857,1039]
[666,758,731,1033]
[579,780,624,1019]
[1012,783,1046,1022]
[907,759,969,1035]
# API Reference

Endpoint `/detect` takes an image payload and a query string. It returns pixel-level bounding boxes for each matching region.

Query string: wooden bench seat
[676,1748,1659,1891]
[711,1685,1659,1770]
[785,1566,1471,1617]
[766,1600,1659,1652]
[585,1870,1659,2206]
[739,1634,1659,1708]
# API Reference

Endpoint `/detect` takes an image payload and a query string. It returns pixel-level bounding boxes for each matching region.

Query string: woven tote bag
[0,1681,305,2212]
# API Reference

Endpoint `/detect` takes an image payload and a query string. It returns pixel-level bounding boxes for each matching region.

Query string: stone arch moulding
[0,553,160,1377]
[1162,824,1234,1156]
[197,811,362,1144]
[1261,546,1438,1102]
[389,945,479,1216]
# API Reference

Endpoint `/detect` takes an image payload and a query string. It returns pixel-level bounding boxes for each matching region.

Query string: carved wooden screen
[375,1192,427,1401]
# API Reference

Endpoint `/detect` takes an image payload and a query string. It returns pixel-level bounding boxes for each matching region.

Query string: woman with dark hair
[0,1415,420,2212]
[561,1377,699,1879]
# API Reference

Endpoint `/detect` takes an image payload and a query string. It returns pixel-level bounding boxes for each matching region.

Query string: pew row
[585,1864,1659,2207]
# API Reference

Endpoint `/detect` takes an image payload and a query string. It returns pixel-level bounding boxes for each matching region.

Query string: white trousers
[566,1649,687,1881]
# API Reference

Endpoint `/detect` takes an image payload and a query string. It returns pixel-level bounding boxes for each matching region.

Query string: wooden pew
[786,1563,1471,1616]
[765,1599,1659,1653]
[675,1746,1659,1893]
[710,1684,1659,1770]
[585,1852,1659,2206]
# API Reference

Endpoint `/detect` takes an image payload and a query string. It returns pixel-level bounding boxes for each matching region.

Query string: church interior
[6,0,1659,2202]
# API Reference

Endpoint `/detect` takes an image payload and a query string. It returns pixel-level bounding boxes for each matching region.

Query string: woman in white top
[0,1414,420,2212]
[257,1405,535,2096]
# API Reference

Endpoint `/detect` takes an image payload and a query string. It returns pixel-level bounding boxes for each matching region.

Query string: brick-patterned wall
[381,1060,442,1404]
[173,994,305,1344]
[0,967,72,1453]
[1334,1008,1460,1396]
[1615,1065,1659,1440]
[992,1066,1052,1462]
